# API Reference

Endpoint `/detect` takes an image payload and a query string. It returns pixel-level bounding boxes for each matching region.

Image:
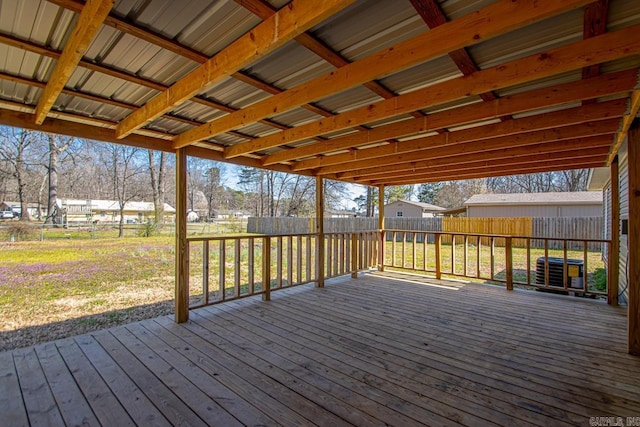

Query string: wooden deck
[2,271,640,426]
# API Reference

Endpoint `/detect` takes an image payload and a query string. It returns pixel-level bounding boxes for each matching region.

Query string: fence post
[262,236,271,301]
[435,233,442,280]
[351,233,358,279]
[505,236,513,291]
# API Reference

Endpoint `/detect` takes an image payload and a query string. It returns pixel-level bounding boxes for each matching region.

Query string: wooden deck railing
[182,229,611,313]
[384,229,612,300]
[186,231,379,309]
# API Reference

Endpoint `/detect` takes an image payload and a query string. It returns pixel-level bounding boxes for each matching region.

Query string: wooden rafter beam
[234,0,405,103]
[357,151,610,185]
[34,0,114,124]
[609,90,640,165]
[227,24,640,161]
[115,0,356,139]
[173,0,593,150]
[365,159,607,186]
[409,0,503,106]
[332,102,625,178]
[277,70,637,169]
[316,119,620,176]
[582,0,610,80]
[346,137,612,181]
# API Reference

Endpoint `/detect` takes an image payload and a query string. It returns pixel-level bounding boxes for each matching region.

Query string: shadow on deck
[2,271,639,426]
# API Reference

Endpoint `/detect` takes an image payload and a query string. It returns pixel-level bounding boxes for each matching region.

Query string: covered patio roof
[0,0,638,185]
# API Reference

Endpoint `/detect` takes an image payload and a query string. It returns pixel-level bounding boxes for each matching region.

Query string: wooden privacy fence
[248,216,603,250]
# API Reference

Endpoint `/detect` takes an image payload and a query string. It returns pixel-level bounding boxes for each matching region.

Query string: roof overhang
[0,0,639,185]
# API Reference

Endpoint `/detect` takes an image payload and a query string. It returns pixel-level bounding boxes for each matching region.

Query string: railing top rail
[187,232,318,242]
[383,229,611,244]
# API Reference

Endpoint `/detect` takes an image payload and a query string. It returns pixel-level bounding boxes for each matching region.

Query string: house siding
[384,202,424,218]
[619,155,629,305]
[467,204,602,218]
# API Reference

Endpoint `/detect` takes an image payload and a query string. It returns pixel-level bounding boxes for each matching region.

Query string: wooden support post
[174,148,189,323]
[262,236,271,301]
[505,236,513,291]
[351,233,358,279]
[378,185,385,271]
[628,119,640,355]
[609,155,620,305]
[435,233,442,280]
[316,177,325,288]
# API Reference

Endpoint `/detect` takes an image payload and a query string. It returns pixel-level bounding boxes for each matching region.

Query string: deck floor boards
[2,271,640,426]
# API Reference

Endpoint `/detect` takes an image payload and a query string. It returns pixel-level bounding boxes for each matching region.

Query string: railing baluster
[463,235,468,277]
[477,235,481,279]
[219,239,226,301]
[583,240,588,294]
[297,235,302,284]
[248,237,255,294]
[452,234,456,275]
[423,232,427,271]
[526,237,531,286]
[262,236,270,301]
[306,235,312,282]
[401,231,406,268]
[276,236,283,288]
[392,231,397,267]
[544,239,549,286]
[340,233,346,275]
[506,236,513,291]
[563,239,568,290]
[288,235,293,287]
[351,233,358,278]
[234,239,241,297]
[490,237,495,281]
[435,233,442,280]
[203,240,209,305]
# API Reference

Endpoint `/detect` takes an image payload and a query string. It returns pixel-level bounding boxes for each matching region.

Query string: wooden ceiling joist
[115,0,356,139]
[344,136,613,181]
[172,0,593,150]
[228,24,640,161]
[315,118,620,176]
[322,102,625,178]
[34,0,114,124]
[366,159,608,186]
[279,70,637,169]
[610,90,640,165]
[356,149,610,185]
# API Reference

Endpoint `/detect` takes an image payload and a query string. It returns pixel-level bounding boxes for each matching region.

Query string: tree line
[0,127,353,234]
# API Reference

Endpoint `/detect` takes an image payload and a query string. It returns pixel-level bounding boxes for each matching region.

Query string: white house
[59,199,176,223]
[463,192,603,218]
[384,200,445,218]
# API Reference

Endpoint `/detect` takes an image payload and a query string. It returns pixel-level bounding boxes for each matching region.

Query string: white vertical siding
[619,155,629,305]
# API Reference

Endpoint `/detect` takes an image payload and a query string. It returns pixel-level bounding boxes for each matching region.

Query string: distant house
[0,201,46,218]
[384,200,445,218]
[59,199,176,224]
[463,192,603,218]
[212,209,250,219]
[327,210,359,218]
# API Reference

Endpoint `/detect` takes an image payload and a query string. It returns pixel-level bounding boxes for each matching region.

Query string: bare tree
[148,150,167,227]
[0,128,42,221]
[100,144,144,237]
[44,134,75,225]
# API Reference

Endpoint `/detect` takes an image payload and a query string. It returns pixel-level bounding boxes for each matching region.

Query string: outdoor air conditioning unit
[535,257,584,289]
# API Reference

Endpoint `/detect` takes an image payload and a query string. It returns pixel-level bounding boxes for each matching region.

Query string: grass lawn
[0,236,176,351]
